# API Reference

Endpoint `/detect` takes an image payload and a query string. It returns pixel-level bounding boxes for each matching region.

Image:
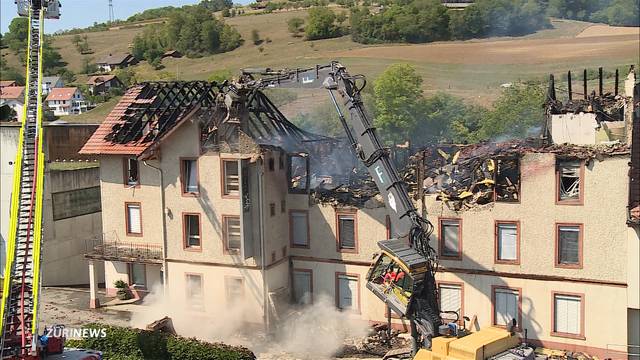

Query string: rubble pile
[405,139,630,211]
[311,178,382,208]
[339,323,410,358]
[534,347,599,360]
[547,93,627,122]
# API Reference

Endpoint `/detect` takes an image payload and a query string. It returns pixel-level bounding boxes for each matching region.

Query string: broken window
[181,159,199,194]
[496,222,518,263]
[223,160,239,196]
[125,202,142,236]
[293,269,312,305]
[439,283,462,323]
[337,212,356,251]
[439,219,461,259]
[493,288,519,327]
[337,274,359,312]
[290,210,309,247]
[288,154,309,193]
[183,213,201,249]
[557,225,581,267]
[557,159,582,203]
[225,277,244,305]
[495,158,520,202]
[124,158,139,186]
[186,273,204,311]
[223,216,241,253]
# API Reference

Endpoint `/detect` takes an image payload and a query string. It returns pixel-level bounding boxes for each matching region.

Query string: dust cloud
[129,286,369,359]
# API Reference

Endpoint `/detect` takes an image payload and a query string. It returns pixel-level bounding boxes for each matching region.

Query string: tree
[287,17,305,37]
[5,18,29,53]
[81,57,99,74]
[251,29,262,45]
[200,0,233,12]
[591,0,640,26]
[305,7,340,40]
[72,34,82,48]
[373,64,424,143]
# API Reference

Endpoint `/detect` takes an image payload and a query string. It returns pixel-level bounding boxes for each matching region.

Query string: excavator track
[0,5,47,358]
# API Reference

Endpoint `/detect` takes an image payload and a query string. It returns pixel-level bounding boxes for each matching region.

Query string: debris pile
[534,347,598,360]
[339,323,410,358]
[311,177,382,208]
[547,93,626,122]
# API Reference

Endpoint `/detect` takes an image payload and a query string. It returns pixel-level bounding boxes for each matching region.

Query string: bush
[251,29,262,45]
[287,17,305,37]
[65,324,255,360]
[305,6,341,40]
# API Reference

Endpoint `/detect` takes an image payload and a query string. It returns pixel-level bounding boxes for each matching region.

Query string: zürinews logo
[43,325,107,339]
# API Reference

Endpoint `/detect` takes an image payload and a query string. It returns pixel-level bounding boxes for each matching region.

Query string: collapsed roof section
[80,81,329,157]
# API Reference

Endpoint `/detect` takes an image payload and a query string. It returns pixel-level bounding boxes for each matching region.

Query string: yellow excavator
[241,63,531,360]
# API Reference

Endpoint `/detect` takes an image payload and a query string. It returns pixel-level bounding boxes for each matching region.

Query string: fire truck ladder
[0,5,47,358]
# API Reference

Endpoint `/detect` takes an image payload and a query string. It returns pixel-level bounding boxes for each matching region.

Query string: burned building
[79,65,639,357]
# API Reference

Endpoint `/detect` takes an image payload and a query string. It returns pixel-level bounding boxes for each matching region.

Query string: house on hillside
[46,87,89,116]
[96,53,137,72]
[0,80,18,88]
[79,68,640,357]
[86,75,123,95]
[0,86,25,122]
[42,76,64,95]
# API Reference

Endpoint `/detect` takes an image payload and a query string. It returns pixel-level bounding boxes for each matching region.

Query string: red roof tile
[0,86,25,100]
[79,85,150,155]
[86,75,117,85]
[46,87,79,101]
[0,80,18,88]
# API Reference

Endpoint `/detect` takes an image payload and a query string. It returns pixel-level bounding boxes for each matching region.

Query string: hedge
[64,324,255,360]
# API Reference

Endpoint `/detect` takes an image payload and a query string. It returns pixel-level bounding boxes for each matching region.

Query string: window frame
[289,210,310,249]
[555,223,583,269]
[221,158,240,198]
[491,286,522,330]
[127,263,146,289]
[551,291,585,340]
[437,281,464,326]
[494,157,521,203]
[185,272,204,312]
[335,209,358,254]
[224,276,245,305]
[180,157,200,197]
[124,202,143,237]
[438,218,462,260]
[556,158,585,205]
[222,215,241,255]
[182,212,202,251]
[122,157,140,187]
[494,220,521,265]
[335,272,360,313]
[293,268,313,304]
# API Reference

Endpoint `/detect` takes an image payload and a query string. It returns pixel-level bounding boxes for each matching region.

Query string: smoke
[129,286,369,359]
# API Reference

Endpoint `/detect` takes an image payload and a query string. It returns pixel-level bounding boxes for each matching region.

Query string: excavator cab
[16,0,61,19]
[366,240,429,317]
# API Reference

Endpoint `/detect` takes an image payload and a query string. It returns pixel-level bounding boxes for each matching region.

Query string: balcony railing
[85,231,163,263]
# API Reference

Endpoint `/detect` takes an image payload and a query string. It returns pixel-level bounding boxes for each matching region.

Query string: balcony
[85,232,163,264]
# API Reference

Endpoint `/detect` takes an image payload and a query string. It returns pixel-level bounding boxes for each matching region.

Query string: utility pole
[108,0,115,23]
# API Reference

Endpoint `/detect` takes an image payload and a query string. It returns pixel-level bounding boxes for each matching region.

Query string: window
[181,159,199,195]
[270,203,276,217]
[439,219,461,260]
[128,263,146,287]
[279,154,284,170]
[281,199,286,213]
[293,269,312,304]
[556,224,582,268]
[268,157,275,171]
[337,212,357,252]
[495,221,519,264]
[290,211,309,248]
[183,213,201,249]
[223,216,241,253]
[125,203,142,236]
[225,277,244,305]
[493,287,520,328]
[271,251,276,262]
[282,245,287,257]
[186,273,204,311]
[223,160,239,196]
[124,158,139,186]
[385,215,394,240]
[439,283,462,323]
[336,273,359,312]
[557,159,583,204]
[552,293,584,338]
[495,158,520,202]
[288,155,309,193]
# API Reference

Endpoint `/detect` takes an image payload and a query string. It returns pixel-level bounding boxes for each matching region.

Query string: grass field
[1,9,637,120]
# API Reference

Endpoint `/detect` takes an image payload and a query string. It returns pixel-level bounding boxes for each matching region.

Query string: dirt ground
[39,287,385,360]
[576,24,640,38]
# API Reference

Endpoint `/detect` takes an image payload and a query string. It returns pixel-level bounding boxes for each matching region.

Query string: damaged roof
[80,81,328,156]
